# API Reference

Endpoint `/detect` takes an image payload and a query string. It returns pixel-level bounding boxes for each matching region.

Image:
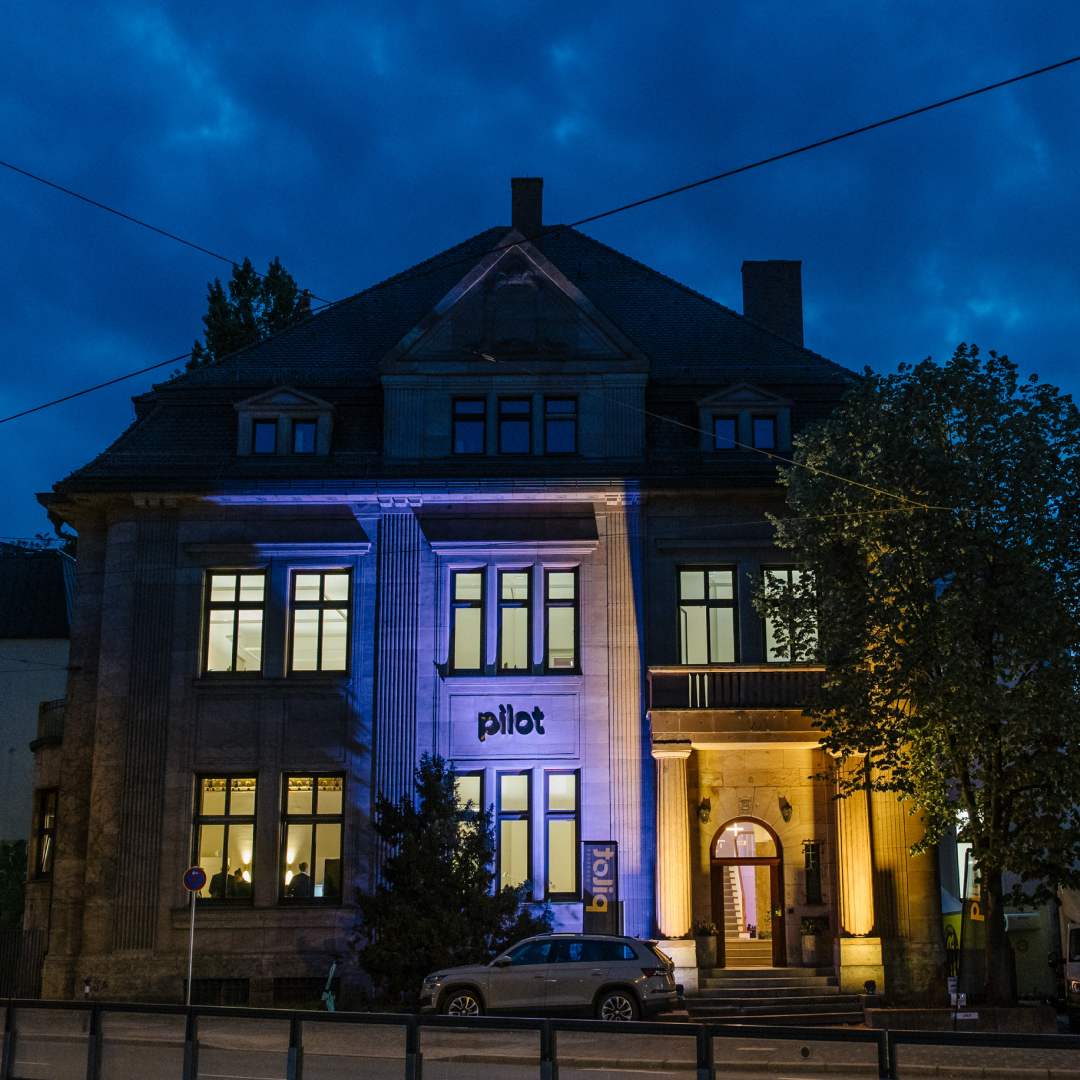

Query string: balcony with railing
[30,699,65,751]
[646,665,824,711]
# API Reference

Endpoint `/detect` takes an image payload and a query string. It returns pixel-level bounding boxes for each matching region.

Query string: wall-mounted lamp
[778,796,793,823]
[698,797,712,825]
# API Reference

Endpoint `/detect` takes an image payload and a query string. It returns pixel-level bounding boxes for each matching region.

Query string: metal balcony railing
[35,698,65,744]
[646,666,824,710]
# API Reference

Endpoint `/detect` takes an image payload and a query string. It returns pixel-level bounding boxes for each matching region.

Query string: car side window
[508,941,553,966]
[553,941,584,963]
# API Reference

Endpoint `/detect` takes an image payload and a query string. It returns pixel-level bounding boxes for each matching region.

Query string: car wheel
[596,989,638,1021]
[441,989,483,1016]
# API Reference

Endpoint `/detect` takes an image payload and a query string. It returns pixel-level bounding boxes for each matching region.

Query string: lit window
[455,772,484,813]
[763,567,816,662]
[544,398,577,454]
[499,570,531,671]
[293,421,317,453]
[290,572,351,673]
[194,777,257,903]
[453,399,486,454]
[545,569,578,673]
[499,399,531,454]
[752,416,776,449]
[281,775,344,903]
[205,572,266,674]
[498,772,531,890]
[714,417,737,451]
[35,789,57,878]
[450,570,484,673]
[253,421,277,454]
[545,772,579,899]
[678,567,737,664]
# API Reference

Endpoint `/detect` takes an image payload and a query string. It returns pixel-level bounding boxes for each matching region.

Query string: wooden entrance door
[709,857,786,968]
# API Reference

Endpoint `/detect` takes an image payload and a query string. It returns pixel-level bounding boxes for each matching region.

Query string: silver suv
[419,934,677,1021]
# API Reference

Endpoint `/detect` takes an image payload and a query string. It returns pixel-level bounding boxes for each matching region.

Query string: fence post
[405,1015,422,1080]
[286,1011,304,1080]
[1,1002,14,1080]
[696,1023,715,1080]
[882,1031,895,1080]
[540,1019,559,1080]
[84,1005,101,1080]
[182,1008,199,1080]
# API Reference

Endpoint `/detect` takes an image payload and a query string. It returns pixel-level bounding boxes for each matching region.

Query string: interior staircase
[684,967,864,1026]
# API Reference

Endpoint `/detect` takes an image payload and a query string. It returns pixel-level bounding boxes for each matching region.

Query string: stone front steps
[684,967,864,1027]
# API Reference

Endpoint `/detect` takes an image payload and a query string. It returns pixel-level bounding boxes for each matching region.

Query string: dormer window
[293,421,317,454]
[234,388,336,457]
[253,422,277,454]
[714,417,737,451]
[697,383,792,455]
[752,416,776,449]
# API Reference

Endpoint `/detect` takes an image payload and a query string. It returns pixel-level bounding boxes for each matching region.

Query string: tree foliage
[352,754,551,1009]
[186,257,310,369]
[0,840,27,932]
[760,344,1080,1005]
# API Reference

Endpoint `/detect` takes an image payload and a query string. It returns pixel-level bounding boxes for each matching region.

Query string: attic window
[752,417,776,449]
[714,417,737,451]
[253,422,277,454]
[293,421,317,454]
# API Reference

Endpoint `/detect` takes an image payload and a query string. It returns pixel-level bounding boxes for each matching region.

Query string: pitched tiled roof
[53,226,852,492]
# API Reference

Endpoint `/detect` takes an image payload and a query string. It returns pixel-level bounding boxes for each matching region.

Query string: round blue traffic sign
[184,866,207,892]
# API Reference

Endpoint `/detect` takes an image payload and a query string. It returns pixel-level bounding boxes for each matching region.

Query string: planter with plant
[799,916,830,967]
[692,920,718,969]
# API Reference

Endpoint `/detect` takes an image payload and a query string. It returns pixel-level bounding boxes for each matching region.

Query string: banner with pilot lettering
[582,841,618,914]
[448,693,579,758]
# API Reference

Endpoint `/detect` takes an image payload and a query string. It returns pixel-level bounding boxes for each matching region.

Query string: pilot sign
[583,841,618,913]
[448,693,579,758]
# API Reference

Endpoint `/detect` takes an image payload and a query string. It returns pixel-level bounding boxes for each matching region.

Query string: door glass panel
[708,607,735,663]
[293,609,320,670]
[547,818,576,893]
[680,606,708,664]
[500,819,529,887]
[508,940,553,965]
[315,822,342,898]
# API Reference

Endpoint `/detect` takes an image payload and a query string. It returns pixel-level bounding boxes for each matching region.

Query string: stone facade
[32,178,946,1007]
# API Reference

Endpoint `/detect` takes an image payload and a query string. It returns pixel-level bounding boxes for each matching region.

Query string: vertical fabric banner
[582,842,620,934]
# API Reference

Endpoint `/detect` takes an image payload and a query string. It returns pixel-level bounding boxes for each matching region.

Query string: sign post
[183,866,206,1007]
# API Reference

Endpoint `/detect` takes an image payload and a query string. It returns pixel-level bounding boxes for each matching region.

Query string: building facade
[34,178,946,1006]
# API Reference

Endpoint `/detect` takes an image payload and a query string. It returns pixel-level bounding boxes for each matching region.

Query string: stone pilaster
[836,755,875,937]
[652,741,692,940]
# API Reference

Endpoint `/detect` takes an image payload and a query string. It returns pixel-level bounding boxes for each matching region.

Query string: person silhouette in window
[288,862,312,898]
[208,866,228,899]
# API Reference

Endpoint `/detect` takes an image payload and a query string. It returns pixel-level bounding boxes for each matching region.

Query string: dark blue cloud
[2,0,1078,536]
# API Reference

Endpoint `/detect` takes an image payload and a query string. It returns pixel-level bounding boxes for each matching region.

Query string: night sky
[3,3,1079,540]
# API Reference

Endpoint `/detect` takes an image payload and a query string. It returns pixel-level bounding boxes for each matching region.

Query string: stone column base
[840,936,884,995]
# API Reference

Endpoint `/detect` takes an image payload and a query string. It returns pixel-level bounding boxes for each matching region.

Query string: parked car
[419,934,677,1020]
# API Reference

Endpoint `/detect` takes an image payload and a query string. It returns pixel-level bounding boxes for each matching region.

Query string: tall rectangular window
[195,777,257,903]
[763,567,816,662]
[253,421,277,454]
[455,771,484,813]
[545,569,578,673]
[290,571,351,673]
[544,398,576,453]
[281,775,344,903]
[498,569,531,671]
[450,570,484,673]
[498,398,531,454]
[752,416,776,449]
[35,789,57,878]
[498,771,531,890]
[804,841,823,905]
[205,572,266,674]
[545,772,579,899]
[293,420,317,453]
[453,399,486,454]
[714,416,737,450]
[678,567,737,664]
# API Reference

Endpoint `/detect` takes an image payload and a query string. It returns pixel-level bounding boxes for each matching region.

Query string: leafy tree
[0,840,27,931]
[759,344,1080,1007]
[352,754,551,1009]
[186,257,310,369]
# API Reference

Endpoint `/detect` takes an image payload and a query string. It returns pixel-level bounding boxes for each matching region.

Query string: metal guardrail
[2,998,1079,1080]
[34,699,65,743]
[647,665,824,710]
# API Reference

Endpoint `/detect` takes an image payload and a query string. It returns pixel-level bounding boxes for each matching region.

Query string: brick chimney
[511,177,544,248]
[741,260,803,346]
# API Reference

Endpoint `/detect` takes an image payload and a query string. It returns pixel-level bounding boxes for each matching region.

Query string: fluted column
[836,755,875,936]
[652,741,692,940]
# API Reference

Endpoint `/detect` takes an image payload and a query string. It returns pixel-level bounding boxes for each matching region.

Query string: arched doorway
[710,818,786,968]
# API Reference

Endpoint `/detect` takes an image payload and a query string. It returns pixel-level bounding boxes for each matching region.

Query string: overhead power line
[1,51,1078,435]
[0,158,332,305]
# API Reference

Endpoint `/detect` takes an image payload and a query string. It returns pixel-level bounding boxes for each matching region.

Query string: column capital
[651,739,692,760]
